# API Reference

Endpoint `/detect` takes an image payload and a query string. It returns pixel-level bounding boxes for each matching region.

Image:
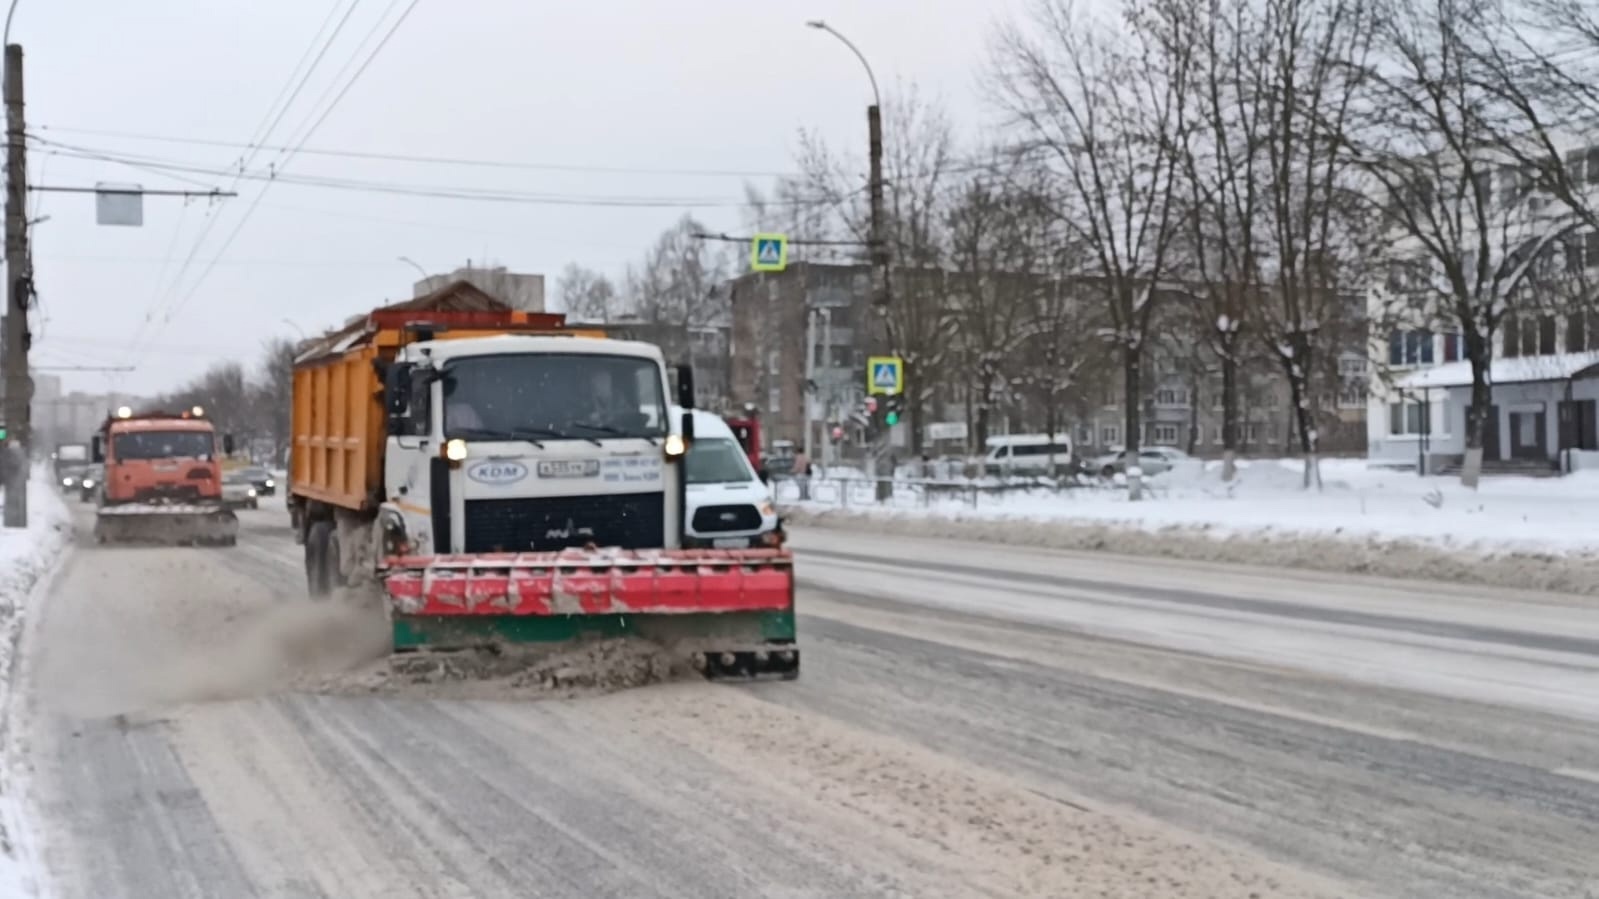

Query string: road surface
[13,498,1599,898]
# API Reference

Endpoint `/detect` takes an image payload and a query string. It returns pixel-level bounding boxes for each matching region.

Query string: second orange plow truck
[286,284,798,679]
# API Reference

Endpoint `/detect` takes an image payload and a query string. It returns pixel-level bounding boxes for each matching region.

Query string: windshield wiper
[569,422,658,446]
[450,426,565,448]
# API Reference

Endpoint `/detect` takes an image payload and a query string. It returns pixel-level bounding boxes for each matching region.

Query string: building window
[1338,355,1366,376]
[1153,424,1180,445]
[1337,382,1366,408]
[1504,314,1557,358]
[1212,425,1224,444]
[1102,385,1118,407]
[1245,422,1261,443]
[1570,311,1599,353]
[1078,425,1094,446]
[1100,425,1120,446]
[1155,388,1188,407]
[1388,401,1431,436]
[1441,331,1463,362]
[1387,330,1433,366]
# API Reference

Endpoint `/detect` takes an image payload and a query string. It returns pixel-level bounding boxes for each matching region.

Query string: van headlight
[760,501,775,518]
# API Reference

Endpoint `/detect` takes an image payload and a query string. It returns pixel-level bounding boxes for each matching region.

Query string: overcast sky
[15,0,1027,397]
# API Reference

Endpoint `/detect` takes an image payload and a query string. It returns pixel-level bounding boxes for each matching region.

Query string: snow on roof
[1395,350,1599,389]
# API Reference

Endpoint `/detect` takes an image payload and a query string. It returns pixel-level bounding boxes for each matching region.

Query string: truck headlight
[264,478,275,488]
[83,479,95,488]
[443,438,468,462]
[663,434,687,458]
[247,488,257,498]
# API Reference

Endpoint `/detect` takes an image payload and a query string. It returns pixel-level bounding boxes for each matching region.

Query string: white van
[681,409,782,549]
[982,433,1075,478]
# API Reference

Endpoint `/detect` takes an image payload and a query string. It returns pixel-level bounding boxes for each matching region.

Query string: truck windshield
[113,431,216,461]
[443,353,667,440]
[686,438,756,485]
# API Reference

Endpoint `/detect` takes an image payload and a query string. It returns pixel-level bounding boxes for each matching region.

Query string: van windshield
[686,438,755,485]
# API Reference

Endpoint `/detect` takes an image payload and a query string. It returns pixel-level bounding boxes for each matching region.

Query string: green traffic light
[885,412,899,426]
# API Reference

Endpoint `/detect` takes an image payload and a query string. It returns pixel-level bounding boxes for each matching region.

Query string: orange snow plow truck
[286,283,798,679]
[91,406,240,546]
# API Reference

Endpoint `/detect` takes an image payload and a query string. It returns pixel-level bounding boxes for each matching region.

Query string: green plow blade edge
[391,610,797,652]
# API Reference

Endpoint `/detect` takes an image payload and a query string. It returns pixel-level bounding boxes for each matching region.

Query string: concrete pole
[3,44,28,527]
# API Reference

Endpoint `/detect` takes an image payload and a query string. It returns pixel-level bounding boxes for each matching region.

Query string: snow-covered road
[10,501,1599,897]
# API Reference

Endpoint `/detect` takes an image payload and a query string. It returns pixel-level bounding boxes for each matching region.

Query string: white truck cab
[377,333,690,558]
[678,409,780,549]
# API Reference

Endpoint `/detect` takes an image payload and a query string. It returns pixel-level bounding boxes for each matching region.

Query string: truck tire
[307,520,334,599]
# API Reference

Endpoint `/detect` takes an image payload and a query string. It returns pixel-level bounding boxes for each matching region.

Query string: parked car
[1088,446,1191,478]
[237,466,277,496]
[78,464,103,503]
[221,471,259,510]
[982,433,1075,478]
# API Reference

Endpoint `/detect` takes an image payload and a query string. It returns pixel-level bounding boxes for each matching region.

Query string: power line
[124,1,369,371]
[156,0,424,348]
[30,139,845,208]
[31,124,805,179]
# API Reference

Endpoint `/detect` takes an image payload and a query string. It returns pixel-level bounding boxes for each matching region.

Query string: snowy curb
[0,473,74,898]
[782,505,1599,599]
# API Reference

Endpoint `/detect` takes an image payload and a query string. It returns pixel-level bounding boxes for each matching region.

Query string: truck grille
[691,504,762,533]
[463,493,666,553]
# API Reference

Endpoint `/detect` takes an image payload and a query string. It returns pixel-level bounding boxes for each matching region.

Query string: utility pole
[3,43,27,528]
[803,308,817,462]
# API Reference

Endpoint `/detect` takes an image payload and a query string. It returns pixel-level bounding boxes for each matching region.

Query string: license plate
[536,459,600,478]
[713,537,751,549]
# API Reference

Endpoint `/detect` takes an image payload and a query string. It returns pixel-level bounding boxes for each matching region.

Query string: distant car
[221,471,258,510]
[78,465,103,503]
[59,465,87,493]
[237,466,276,496]
[1088,446,1191,479]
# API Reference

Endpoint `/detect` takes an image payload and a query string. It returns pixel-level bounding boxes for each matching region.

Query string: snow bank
[780,458,1599,596]
[0,471,71,898]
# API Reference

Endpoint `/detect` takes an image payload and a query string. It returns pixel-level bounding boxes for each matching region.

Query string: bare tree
[250,337,297,462]
[792,87,963,453]
[945,156,1056,449]
[555,263,619,323]
[623,214,732,364]
[1353,0,1583,486]
[992,0,1195,468]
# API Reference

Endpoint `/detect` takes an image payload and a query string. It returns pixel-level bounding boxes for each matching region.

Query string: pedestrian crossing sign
[750,233,788,272]
[866,356,903,395]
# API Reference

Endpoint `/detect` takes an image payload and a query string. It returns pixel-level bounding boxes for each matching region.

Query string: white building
[1366,135,1599,474]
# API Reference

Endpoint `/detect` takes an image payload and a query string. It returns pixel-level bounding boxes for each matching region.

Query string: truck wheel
[307,520,334,598]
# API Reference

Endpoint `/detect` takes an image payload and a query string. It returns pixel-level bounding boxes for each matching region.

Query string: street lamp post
[807,19,893,495]
[398,255,429,281]
[805,20,888,313]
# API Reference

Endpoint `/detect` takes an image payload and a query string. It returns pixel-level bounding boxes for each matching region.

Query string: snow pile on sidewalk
[0,471,72,898]
[781,459,1599,593]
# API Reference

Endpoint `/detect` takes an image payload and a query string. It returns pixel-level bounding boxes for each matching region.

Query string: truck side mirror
[675,364,695,410]
[757,468,770,484]
[680,409,695,443]
[384,363,413,435]
[91,436,104,463]
[223,434,236,456]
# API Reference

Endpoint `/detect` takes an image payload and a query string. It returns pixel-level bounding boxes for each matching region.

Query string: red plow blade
[381,547,795,617]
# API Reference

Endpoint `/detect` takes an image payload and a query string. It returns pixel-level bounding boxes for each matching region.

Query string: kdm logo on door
[466,460,529,485]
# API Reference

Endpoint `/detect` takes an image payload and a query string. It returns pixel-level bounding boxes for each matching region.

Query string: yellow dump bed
[289,282,598,512]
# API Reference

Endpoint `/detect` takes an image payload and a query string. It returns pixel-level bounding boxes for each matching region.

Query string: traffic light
[884,394,904,426]
[863,396,878,415]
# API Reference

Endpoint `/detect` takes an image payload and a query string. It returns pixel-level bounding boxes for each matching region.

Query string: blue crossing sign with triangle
[750,233,788,272]
[866,355,903,395]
